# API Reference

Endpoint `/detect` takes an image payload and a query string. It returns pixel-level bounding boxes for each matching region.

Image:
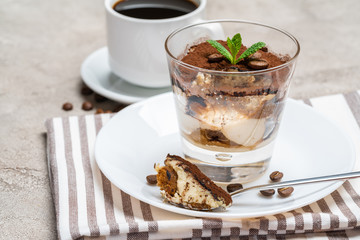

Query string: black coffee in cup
[113,0,198,19]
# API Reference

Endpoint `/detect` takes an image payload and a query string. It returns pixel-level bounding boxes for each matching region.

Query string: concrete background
[1,0,360,239]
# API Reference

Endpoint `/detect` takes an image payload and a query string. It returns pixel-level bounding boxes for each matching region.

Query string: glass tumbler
[165,20,300,183]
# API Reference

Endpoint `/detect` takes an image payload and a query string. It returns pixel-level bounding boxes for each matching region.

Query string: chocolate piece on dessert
[155,154,232,210]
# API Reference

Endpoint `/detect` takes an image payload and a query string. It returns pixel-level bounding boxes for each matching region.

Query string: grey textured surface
[0,0,359,239]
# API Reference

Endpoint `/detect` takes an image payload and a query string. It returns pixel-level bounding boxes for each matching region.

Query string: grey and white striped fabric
[46,91,360,240]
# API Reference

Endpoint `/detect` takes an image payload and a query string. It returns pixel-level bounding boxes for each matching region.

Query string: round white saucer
[80,47,172,104]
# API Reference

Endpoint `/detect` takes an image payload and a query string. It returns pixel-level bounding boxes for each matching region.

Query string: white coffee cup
[105,0,207,88]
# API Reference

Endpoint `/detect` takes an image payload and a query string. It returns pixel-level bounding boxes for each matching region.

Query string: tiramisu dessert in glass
[165,20,300,183]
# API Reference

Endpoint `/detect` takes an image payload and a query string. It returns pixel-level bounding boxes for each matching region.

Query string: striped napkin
[46,91,360,240]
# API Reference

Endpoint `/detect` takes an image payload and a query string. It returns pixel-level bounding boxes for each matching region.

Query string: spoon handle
[230,171,360,197]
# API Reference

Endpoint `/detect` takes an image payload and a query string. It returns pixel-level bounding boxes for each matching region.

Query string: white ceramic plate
[80,47,172,104]
[95,92,355,218]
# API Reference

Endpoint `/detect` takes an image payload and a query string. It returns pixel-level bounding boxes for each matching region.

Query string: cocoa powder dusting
[181,40,286,71]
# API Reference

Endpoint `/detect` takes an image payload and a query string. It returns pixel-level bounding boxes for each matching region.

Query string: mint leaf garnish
[227,37,237,61]
[236,42,266,63]
[231,33,242,51]
[207,40,232,63]
[207,33,266,65]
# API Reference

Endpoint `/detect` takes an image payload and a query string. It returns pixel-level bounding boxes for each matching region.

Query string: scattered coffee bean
[208,53,224,63]
[260,189,275,196]
[62,102,73,111]
[146,174,157,185]
[95,108,104,114]
[82,101,93,111]
[270,171,283,182]
[94,93,108,102]
[278,187,294,197]
[226,183,243,193]
[260,46,268,52]
[81,86,93,96]
[247,59,269,70]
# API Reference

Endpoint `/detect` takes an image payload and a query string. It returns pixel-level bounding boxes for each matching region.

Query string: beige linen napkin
[46,91,360,240]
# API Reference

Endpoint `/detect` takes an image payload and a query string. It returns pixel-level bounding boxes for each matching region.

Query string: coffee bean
[280,55,291,62]
[62,102,73,111]
[81,86,93,95]
[146,174,157,185]
[95,108,104,114]
[105,110,113,113]
[278,187,294,197]
[270,171,283,182]
[82,101,93,111]
[260,46,268,52]
[94,93,108,102]
[208,53,224,63]
[226,183,243,193]
[248,52,262,60]
[260,189,275,196]
[247,59,269,70]
[226,66,244,72]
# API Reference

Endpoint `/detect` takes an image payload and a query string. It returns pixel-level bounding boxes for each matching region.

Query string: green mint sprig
[207,33,266,64]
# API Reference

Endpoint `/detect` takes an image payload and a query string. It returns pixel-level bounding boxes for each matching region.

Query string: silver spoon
[230,171,360,197]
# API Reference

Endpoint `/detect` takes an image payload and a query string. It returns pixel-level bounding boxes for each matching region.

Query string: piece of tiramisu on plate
[155,154,232,210]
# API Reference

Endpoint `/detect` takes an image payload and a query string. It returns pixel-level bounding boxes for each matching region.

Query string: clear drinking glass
[165,20,300,183]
